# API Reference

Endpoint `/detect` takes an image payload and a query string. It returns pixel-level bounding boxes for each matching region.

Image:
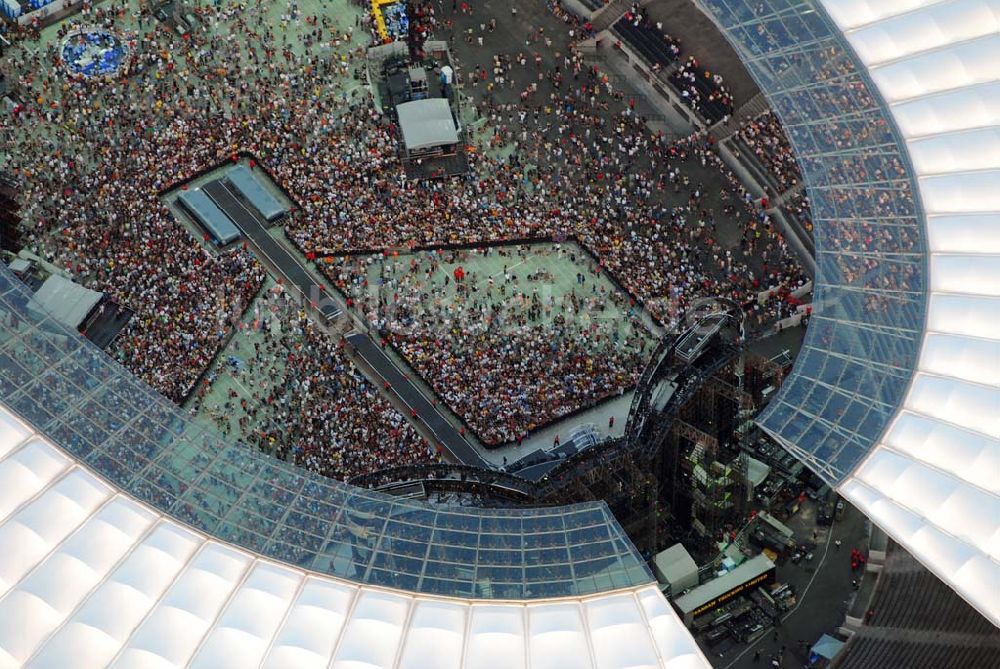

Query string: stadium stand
[732,111,803,193]
[837,639,1000,669]
[668,55,734,124]
[612,13,680,69]
[834,544,1000,669]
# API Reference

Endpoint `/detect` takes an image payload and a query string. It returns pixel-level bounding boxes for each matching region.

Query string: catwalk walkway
[346,333,491,469]
[203,180,342,323]
[206,177,488,467]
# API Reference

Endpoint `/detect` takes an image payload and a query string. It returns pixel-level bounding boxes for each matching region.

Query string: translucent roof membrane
[821,0,1000,627]
[694,0,998,625]
[0,268,651,600]
[0,407,708,669]
[695,0,929,483]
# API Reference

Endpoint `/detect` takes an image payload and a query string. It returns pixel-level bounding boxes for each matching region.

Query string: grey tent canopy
[30,274,102,329]
[396,98,459,151]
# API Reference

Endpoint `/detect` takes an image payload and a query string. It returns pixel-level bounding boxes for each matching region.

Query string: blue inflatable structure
[61,29,130,79]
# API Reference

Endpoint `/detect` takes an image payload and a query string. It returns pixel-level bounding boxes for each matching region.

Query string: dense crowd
[668,55,734,124]
[784,191,813,236]
[0,0,809,468]
[193,287,432,479]
[330,246,651,444]
[735,110,802,191]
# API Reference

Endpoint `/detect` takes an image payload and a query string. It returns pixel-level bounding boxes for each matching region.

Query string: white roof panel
[0,439,70,522]
[907,127,1000,174]
[585,593,661,669]
[464,605,527,669]
[920,170,1000,214]
[926,293,1000,340]
[821,0,1000,628]
[842,0,1000,67]
[824,0,940,29]
[527,602,592,669]
[331,590,411,669]
[189,562,301,669]
[31,523,202,669]
[635,589,706,663]
[892,82,1000,138]
[868,33,1000,103]
[918,333,1000,386]
[0,405,710,668]
[926,213,1000,253]
[930,254,1000,296]
[261,578,356,669]
[397,599,467,669]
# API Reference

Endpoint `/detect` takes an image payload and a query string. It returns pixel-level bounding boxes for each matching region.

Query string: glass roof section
[0,267,651,600]
[694,0,929,484]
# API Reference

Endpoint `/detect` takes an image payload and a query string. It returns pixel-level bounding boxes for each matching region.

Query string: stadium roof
[0,406,707,669]
[0,267,652,602]
[0,0,996,665]
[821,0,1000,627]
[699,0,999,625]
[0,266,703,667]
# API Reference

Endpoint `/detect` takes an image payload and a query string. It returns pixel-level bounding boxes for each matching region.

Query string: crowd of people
[783,191,813,236]
[330,245,651,444]
[0,0,809,472]
[192,286,433,479]
[735,110,802,192]
[668,55,734,124]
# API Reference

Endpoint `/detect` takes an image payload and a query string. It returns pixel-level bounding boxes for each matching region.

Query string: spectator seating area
[612,13,680,69]
[866,570,996,634]
[838,640,999,669]
[725,114,815,253]
[668,56,734,124]
[783,192,811,227]
[733,111,803,192]
[834,545,999,669]
[610,8,733,126]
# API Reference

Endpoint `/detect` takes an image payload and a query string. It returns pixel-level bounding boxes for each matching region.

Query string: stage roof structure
[396,98,459,150]
[29,274,101,330]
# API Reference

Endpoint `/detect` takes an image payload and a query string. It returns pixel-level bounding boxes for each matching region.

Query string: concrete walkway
[714,501,871,669]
